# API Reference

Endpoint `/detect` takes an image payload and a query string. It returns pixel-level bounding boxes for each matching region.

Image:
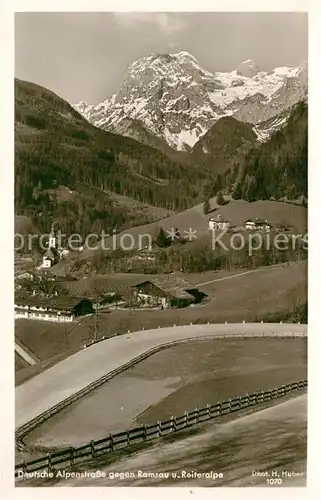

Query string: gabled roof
[245,218,271,225]
[60,276,132,300]
[14,294,92,311]
[209,216,230,223]
[15,270,35,279]
[43,247,59,260]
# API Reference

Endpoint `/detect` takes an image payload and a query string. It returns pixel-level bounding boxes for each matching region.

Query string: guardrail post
[90,440,95,458]
[157,421,161,438]
[195,407,199,424]
[47,453,52,473]
[228,399,232,413]
[109,433,114,452]
[126,431,130,446]
[184,411,188,427]
[206,404,211,420]
[70,447,74,466]
[217,402,221,415]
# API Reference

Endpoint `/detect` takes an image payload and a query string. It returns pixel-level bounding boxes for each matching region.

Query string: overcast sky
[15,12,308,104]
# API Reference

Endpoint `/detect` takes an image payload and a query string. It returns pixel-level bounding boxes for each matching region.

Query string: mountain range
[14,49,308,239]
[74,51,308,152]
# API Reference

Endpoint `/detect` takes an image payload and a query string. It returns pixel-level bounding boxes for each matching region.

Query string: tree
[156,227,171,248]
[232,182,242,200]
[203,198,211,214]
[216,191,226,205]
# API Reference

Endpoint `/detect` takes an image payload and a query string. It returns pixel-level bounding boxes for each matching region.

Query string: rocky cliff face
[74,51,308,151]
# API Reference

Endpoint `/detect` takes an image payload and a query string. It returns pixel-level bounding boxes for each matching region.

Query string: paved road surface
[15,323,306,430]
[55,394,307,487]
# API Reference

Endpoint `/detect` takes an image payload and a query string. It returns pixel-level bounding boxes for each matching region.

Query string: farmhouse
[14,295,94,322]
[132,275,207,309]
[244,218,272,232]
[208,214,231,231]
[15,270,35,281]
[60,276,131,308]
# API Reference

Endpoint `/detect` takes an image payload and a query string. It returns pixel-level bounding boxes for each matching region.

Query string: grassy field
[14,352,29,372]
[68,198,307,261]
[56,394,307,487]
[18,391,307,486]
[15,261,307,385]
[23,337,306,449]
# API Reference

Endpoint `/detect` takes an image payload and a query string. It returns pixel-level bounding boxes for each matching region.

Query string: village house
[131,275,207,309]
[244,218,272,232]
[208,214,231,231]
[14,295,94,322]
[59,276,131,308]
[15,270,35,281]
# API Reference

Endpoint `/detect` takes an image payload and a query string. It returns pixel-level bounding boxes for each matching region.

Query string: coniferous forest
[15,78,307,236]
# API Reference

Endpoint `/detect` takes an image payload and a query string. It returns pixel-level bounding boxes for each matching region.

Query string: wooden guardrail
[15,378,307,477]
[15,331,307,445]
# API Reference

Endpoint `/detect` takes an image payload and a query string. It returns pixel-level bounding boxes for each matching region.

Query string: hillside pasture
[15,261,306,385]
[69,199,307,263]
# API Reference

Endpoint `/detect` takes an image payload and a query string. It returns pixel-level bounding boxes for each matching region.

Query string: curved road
[15,323,307,430]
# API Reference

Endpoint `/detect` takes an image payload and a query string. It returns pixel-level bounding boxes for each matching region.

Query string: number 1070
[266,478,282,485]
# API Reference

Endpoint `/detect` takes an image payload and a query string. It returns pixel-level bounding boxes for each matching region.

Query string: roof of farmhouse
[134,275,197,300]
[245,218,272,225]
[60,276,133,299]
[14,294,91,311]
[209,215,230,222]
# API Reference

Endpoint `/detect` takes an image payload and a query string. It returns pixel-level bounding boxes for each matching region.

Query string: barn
[132,275,207,309]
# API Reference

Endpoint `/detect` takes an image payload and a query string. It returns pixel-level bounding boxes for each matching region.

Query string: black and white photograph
[7,6,312,492]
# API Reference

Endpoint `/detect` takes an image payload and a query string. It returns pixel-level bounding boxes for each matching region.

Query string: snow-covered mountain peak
[75,100,90,113]
[74,51,307,151]
[236,59,260,77]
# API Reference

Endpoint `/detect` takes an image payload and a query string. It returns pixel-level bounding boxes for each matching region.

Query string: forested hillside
[14,79,210,235]
[226,101,308,202]
[14,79,307,238]
[191,116,258,173]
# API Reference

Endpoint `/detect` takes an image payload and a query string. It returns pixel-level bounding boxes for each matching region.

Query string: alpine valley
[15,51,308,238]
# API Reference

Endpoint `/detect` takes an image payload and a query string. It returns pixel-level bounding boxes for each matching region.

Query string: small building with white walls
[208,214,231,231]
[14,295,94,322]
[244,218,272,232]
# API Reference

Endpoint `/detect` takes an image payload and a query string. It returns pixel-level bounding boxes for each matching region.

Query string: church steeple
[48,222,57,249]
